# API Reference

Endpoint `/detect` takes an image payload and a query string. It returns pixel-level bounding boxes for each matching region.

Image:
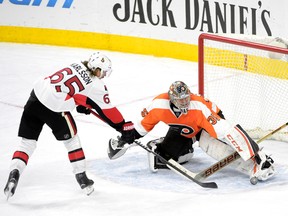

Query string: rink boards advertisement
[0,0,287,61]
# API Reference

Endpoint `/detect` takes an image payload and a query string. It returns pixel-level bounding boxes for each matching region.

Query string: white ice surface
[0,43,287,216]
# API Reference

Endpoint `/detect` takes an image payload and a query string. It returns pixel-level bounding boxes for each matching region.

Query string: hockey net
[198,33,288,142]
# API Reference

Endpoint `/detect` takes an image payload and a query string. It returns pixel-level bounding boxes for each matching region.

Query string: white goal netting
[198,33,288,142]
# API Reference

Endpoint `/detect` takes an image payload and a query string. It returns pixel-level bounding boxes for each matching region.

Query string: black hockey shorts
[18,91,77,141]
[158,127,195,160]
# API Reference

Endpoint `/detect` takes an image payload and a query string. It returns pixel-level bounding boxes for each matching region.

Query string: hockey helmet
[87,52,112,78]
[168,81,191,114]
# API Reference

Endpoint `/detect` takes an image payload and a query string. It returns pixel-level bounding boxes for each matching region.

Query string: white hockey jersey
[34,62,124,128]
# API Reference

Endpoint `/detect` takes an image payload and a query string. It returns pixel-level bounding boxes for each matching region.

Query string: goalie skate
[4,169,20,201]
[250,151,275,182]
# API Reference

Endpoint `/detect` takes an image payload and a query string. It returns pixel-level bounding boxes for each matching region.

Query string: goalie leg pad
[199,130,234,160]
[147,138,165,173]
[199,130,254,174]
[224,124,258,161]
[199,130,275,180]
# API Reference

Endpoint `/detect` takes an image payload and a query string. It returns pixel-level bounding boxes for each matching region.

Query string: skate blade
[4,182,15,201]
[84,185,94,196]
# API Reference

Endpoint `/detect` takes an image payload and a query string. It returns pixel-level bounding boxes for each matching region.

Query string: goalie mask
[168,81,191,114]
[87,52,112,79]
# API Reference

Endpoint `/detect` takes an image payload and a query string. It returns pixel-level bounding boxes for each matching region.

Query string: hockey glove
[120,121,135,144]
[76,105,91,115]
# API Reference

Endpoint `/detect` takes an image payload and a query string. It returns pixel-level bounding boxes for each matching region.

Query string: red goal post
[198,33,288,142]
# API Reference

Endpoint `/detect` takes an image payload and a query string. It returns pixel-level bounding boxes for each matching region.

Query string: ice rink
[0,43,287,216]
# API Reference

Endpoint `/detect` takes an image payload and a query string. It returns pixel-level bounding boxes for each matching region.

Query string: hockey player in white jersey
[4,52,135,199]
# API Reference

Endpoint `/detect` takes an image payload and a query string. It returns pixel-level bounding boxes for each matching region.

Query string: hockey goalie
[108,81,275,184]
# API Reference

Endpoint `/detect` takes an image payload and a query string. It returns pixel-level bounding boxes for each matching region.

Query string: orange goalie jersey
[135,92,231,140]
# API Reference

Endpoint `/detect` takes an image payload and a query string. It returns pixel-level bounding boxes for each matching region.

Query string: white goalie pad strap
[224,126,255,161]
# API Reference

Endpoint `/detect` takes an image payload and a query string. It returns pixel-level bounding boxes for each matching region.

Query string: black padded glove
[120,121,135,144]
[76,105,91,115]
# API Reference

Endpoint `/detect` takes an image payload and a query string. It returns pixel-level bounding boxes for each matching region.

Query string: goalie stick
[194,122,288,181]
[134,141,217,189]
[108,137,217,188]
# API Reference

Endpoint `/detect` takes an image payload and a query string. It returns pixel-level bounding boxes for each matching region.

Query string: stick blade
[107,138,128,159]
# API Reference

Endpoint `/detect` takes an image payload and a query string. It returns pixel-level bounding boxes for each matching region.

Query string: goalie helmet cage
[198,33,288,142]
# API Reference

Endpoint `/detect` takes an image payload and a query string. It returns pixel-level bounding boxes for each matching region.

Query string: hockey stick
[107,137,137,159]
[194,122,288,181]
[90,109,105,122]
[134,140,218,189]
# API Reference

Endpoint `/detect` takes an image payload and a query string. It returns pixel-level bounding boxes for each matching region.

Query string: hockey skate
[4,169,20,200]
[250,151,275,184]
[75,172,94,196]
